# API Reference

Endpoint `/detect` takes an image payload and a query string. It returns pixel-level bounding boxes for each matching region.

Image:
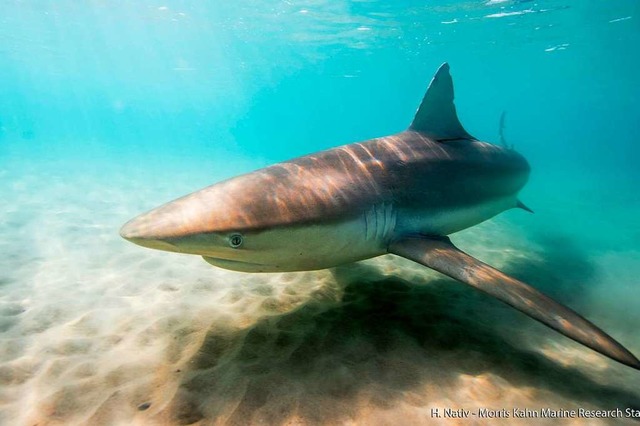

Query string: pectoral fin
[389,235,640,370]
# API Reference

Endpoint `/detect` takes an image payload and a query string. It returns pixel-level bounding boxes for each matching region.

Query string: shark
[121,63,640,370]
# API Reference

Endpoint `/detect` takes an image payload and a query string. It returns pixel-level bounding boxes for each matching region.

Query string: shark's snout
[120,213,181,252]
[120,190,226,254]
[119,217,144,240]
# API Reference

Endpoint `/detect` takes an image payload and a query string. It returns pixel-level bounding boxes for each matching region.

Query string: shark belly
[396,195,517,237]
[202,197,515,273]
[204,214,386,273]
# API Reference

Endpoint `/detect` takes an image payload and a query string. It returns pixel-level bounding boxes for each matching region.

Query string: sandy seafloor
[0,156,639,426]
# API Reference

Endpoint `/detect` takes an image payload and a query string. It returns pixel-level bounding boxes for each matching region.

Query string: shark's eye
[229,234,243,248]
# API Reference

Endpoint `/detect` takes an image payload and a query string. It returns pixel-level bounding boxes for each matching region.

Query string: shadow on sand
[167,233,639,425]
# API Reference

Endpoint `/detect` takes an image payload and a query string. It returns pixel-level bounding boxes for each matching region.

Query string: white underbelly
[396,196,517,236]
[236,218,383,272]
[204,197,514,273]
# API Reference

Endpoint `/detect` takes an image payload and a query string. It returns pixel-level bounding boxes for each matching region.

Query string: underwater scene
[1,0,639,424]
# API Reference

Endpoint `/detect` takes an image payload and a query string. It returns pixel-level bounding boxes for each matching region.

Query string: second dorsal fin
[409,63,475,141]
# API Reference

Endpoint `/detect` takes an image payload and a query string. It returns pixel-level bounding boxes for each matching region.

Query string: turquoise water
[2,1,639,173]
[1,1,639,424]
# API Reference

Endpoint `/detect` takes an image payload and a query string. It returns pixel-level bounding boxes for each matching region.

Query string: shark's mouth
[201,256,274,272]
[123,236,181,252]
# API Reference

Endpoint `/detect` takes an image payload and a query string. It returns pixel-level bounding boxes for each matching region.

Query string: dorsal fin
[409,63,475,141]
